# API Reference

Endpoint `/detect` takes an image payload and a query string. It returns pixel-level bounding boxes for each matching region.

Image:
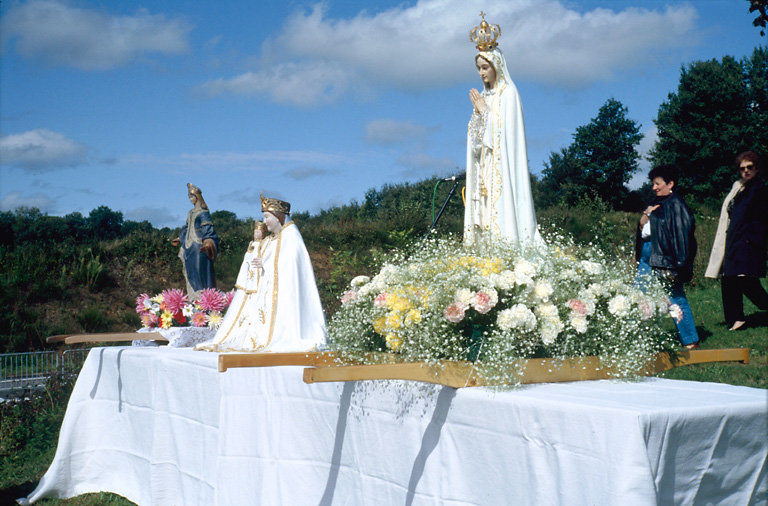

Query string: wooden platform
[301,348,751,388]
[46,332,168,345]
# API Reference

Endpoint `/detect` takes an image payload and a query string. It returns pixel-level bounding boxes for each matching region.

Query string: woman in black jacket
[705,151,768,331]
[636,165,699,348]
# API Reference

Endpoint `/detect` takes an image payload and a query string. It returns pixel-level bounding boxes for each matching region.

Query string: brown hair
[734,151,761,171]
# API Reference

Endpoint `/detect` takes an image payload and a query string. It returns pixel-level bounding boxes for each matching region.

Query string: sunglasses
[740,164,755,171]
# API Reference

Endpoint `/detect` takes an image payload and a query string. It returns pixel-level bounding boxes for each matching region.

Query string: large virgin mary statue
[196,195,326,353]
[464,15,541,245]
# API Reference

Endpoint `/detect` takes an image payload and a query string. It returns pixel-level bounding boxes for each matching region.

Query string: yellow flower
[385,333,403,352]
[160,311,173,329]
[404,308,422,326]
[385,311,402,330]
[373,316,387,334]
[390,294,412,312]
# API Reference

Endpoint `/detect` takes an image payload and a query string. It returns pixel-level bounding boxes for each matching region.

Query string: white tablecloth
[24,347,768,505]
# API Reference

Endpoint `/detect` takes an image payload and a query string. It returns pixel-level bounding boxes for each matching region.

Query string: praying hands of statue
[469,88,486,114]
[251,257,263,269]
[200,238,217,260]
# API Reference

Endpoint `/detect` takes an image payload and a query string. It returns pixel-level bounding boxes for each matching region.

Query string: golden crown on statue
[469,11,501,51]
[260,193,291,215]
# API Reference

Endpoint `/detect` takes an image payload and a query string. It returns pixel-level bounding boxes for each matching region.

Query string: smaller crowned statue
[172,183,219,295]
[465,13,541,245]
[196,194,326,352]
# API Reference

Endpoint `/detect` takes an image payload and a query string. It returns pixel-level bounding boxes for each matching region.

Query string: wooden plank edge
[218,351,338,372]
[302,348,752,388]
[63,332,168,344]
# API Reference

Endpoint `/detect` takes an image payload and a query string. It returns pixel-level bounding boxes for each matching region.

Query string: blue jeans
[635,240,699,346]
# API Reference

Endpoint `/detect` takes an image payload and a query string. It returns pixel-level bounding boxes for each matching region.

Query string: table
[23,347,768,505]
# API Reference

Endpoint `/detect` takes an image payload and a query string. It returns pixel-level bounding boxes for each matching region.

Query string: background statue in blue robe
[172,183,219,295]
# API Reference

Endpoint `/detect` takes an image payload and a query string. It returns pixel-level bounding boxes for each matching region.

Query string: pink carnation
[638,300,652,320]
[340,290,357,305]
[566,299,587,317]
[191,311,208,327]
[443,302,466,323]
[197,288,226,312]
[472,291,496,314]
[374,293,388,308]
[162,289,188,313]
[225,290,235,307]
[141,312,159,328]
[135,293,150,313]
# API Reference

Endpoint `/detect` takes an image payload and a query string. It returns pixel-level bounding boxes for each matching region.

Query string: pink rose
[472,291,496,314]
[374,293,388,308]
[566,299,587,317]
[443,302,466,323]
[340,290,357,305]
[638,300,652,320]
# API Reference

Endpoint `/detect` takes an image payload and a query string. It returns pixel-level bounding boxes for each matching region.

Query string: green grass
[657,281,768,389]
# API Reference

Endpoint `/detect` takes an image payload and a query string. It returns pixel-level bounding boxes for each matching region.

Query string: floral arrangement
[328,234,678,385]
[136,288,234,330]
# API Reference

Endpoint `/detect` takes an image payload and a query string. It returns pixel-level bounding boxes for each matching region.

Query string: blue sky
[0,0,764,227]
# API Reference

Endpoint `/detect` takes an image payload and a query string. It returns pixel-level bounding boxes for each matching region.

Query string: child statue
[196,196,326,352]
[172,183,219,295]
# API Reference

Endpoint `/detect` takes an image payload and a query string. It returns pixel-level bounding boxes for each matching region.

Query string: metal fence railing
[0,349,91,394]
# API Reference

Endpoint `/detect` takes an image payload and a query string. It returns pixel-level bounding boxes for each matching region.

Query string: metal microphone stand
[424,177,463,239]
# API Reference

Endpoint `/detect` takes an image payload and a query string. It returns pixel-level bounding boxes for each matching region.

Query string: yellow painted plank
[302,348,751,388]
[218,351,338,372]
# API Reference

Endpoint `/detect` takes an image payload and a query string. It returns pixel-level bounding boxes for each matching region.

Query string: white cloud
[0,129,88,171]
[1,0,192,70]
[0,191,56,212]
[125,206,179,228]
[198,61,353,107]
[628,124,658,189]
[125,150,350,172]
[200,0,697,106]
[397,151,457,174]
[365,119,435,145]
[285,167,336,180]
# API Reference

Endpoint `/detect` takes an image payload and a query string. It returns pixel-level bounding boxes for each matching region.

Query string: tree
[748,0,768,35]
[538,98,642,210]
[649,48,768,205]
[86,206,124,241]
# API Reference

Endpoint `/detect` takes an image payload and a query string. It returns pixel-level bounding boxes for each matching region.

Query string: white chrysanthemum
[357,283,374,298]
[182,304,195,317]
[608,295,631,317]
[540,324,562,346]
[570,315,588,333]
[533,280,554,301]
[535,303,559,320]
[491,270,516,290]
[668,304,683,323]
[497,303,537,331]
[350,275,370,287]
[513,259,538,286]
[455,288,474,308]
[580,260,603,275]
[587,283,606,298]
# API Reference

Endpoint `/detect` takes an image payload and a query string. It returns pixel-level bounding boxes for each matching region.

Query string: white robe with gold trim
[196,222,326,352]
[464,48,541,245]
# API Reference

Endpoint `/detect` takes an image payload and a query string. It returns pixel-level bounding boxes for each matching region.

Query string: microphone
[442,174,465,182]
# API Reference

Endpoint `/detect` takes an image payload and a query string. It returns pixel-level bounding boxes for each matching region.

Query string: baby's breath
[327,233,677,387]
